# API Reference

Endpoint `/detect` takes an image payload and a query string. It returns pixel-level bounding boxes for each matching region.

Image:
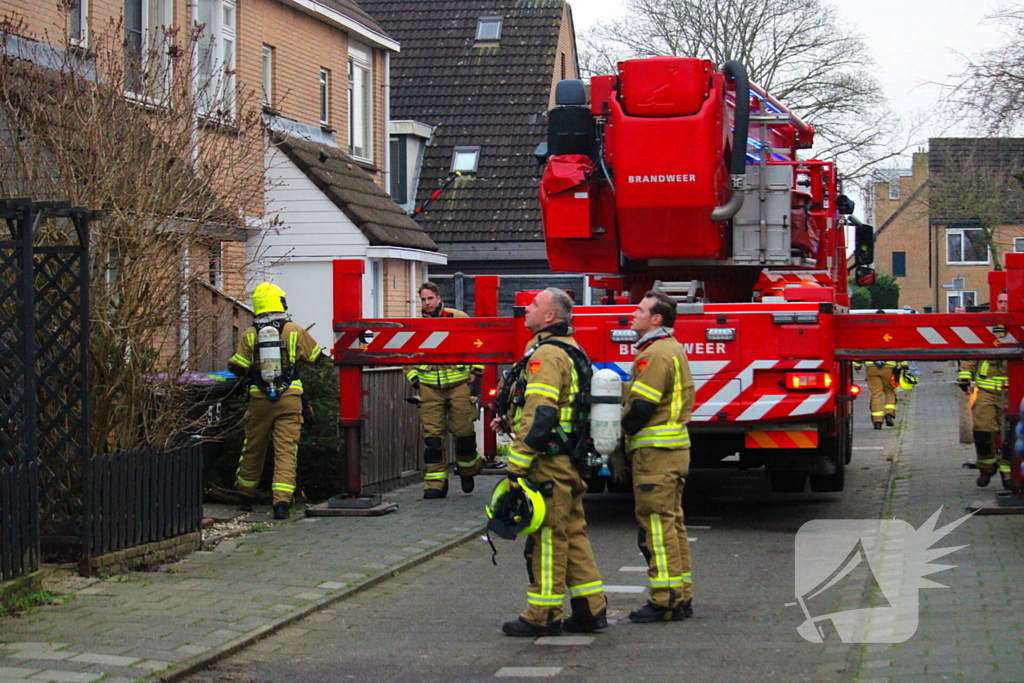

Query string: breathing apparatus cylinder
[257,325,284,398]
[590,368,622,476]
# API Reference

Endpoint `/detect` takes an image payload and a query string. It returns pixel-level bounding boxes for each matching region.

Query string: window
[1015,236,1024,253]
[892,251,906,277]
[196,0,236,116]
[947,291,977,312]
[348,41,372,159]
[476,16,502,41]
[125,0,172,95]
[208,243,222,288]
[261,45,274,107]
[451,146,480,174]
[888,178,900,200]
[946,226,989,264]
[319,68,330,124]
[390,136,407,203]
[366,259,383,317]
[560,53,566,80]
[69,0,88,46]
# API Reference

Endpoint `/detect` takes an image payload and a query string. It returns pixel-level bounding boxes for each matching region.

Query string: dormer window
[475,16,502,42]
[451,146,480,174]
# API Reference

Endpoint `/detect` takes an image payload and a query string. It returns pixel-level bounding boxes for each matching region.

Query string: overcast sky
[568,0,1007,153]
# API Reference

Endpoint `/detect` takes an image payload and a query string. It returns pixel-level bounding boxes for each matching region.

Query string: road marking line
[619,566,647,572]
[495,667,563,677]
[603,585,646,593]
[535,636,595,646]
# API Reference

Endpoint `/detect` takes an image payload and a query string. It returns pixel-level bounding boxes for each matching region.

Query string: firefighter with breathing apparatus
[228,282,325,519]
[487,287,607,637]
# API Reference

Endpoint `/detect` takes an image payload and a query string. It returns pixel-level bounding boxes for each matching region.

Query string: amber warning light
[784,372,832,390]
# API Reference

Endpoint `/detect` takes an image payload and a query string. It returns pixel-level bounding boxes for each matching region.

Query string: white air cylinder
[590,368,623,456]
[258,325,283,385]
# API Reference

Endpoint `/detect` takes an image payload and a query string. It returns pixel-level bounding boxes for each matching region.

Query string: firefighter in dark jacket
[493,287,607,637]
[958,290,1011,487]
[622,291,696,623]
[407,282,484,499]
[228,283,324,520]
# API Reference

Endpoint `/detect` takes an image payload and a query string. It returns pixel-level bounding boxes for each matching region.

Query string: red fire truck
[331,56,1024,498]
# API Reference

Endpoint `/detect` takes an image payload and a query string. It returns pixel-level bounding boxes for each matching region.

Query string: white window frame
[946,226,990,265]
[261,45,274,107]
[124,0,173,97]
[476,16,502,41]
[208,242,223,288]
[348,41,373,161]
[195,0,237,118]
[451,146,480,174]
[319,67,330,125]
[1014,236,1024,253]
[365,259,383,317]
[947,290,977,312]
[69,0,89,47]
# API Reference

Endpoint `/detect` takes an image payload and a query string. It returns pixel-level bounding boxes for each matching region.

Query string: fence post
[475,276,500,459]
[333,259,366,497]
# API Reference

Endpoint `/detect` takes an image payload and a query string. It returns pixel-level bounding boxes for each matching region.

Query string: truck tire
[809,419,848,493]
[770,473,806,493]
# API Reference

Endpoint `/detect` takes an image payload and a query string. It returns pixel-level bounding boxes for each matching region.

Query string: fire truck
[331,56,1024,498]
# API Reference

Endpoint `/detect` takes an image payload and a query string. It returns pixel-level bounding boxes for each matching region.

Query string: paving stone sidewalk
[852,362,1024,683]
[0,483,492,683]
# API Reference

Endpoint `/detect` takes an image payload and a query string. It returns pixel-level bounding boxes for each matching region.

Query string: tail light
[488,388,498,397]
[783,372,832,390]
[849,384,861,397]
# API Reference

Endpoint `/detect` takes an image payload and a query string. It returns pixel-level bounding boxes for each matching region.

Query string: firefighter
[228,283,324,520]
[622,291,696,623]
[958,290,1011,487]
[407,282,484,499]
[854,360,906,429]
[492,287,607,637]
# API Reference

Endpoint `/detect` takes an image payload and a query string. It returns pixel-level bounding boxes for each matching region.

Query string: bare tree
[578,0,903,180]
[945,6,1024,135]
[0,15,274,450]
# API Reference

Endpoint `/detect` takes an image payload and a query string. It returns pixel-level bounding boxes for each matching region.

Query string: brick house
[867,138,1024,313]
[1,0,439,356]
[360,0,581,280]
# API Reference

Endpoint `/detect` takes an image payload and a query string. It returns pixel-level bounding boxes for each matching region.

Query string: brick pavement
[0,483,491,683]
[3,363,1024,682]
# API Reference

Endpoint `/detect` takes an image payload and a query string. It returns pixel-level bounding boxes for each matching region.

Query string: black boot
[273,502,290,520]
[460,475,475,493]
[424,480,449,499]
[975,432,994,487]
[873,422,882,430]
[563,598,608,632]
[885,414,894,427]
[502,617,562,637]
[628,600,687,623]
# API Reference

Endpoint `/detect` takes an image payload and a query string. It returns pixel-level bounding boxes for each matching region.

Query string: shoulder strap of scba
[251,318,299,399]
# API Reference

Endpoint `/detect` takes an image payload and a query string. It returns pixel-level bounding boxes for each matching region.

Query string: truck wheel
[809,446,846,493]
[770,473,806,493]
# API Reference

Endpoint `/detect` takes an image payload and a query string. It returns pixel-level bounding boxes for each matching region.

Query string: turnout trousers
[521,454,607,629]
[235,394,303,505]
[866,365,896,424]
[973,387,1009,475]
[418,382,483,492]
[631,446,693,608]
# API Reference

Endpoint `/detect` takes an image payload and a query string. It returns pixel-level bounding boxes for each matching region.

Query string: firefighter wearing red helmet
[622,290,696,623]
[958,290,1011,487]
[406,282,484,499]
[493,287,607,637]
[228,282,324,519]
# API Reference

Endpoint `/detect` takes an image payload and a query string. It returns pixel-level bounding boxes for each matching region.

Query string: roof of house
[322,0,390,39]
[359,0,570,244]
[273,134,438,251]
[928,137,1024,224]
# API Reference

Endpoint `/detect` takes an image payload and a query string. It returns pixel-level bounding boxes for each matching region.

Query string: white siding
[263,259,338,350]
[262,146,370,259]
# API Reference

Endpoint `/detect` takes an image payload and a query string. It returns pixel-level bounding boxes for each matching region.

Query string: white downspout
[382,50,391,194]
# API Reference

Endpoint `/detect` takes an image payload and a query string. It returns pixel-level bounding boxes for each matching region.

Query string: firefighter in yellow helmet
[958,290,1011,487]
[491,287,607,637]
[623,291,695,623]
[228,283,325,519]
[406,282,484,499]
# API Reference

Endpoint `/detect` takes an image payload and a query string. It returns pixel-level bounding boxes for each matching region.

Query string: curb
[152,522,486,682]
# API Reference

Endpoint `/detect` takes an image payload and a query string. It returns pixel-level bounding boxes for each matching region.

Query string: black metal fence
[84,441,203,557]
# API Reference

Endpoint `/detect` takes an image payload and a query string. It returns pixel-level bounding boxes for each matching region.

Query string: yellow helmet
[898,372,918,391]
[485,477,545,539]
[252,282,287,315]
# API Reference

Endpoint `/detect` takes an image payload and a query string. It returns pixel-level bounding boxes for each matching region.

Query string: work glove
[301,396,317,426]
[410,377,420,389]
[957,380,970,393]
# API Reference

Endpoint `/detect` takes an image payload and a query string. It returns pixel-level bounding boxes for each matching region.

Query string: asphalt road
[183,408,901,683]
